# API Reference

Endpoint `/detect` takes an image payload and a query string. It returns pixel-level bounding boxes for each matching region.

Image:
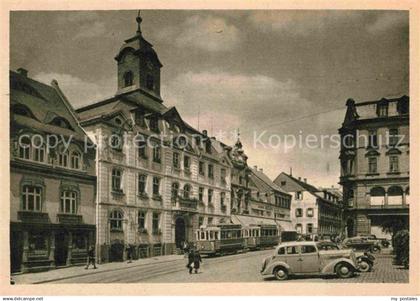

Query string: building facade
[76,16,231,262]
[228,139,293,231]
[10,69,97,273]
[274,172,343,239]
[339,96,409,239]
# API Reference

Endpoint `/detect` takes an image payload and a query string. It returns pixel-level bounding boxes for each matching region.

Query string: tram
[195,224,244,256]
[259,224,279,248]
[242,225,261,250]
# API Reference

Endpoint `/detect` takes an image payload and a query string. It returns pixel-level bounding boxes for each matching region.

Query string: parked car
[317,241,375,272]
[359,234,390,248]
[260,241,359,280]
[342,236,381,254]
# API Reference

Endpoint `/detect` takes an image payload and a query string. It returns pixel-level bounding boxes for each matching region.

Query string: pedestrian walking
[193,249,202,274]
[186,248,195,274]
[85,245,97,269]
[126,244,132,263]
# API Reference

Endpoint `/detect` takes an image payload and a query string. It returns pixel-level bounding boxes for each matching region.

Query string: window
[278,247,285,255]
[149,117,159,133]
[58,150,68,167]
[152,177,160,196]
[184,156,190,172]
[306,208,314,217]
[183,184,191,199]
[368,130,378,148]
[286,246,298,254]
[208,164,214,179]
[50,117,74,130]
[112,169,122,192]
[28,232,47,251]
[171,182,179,200]
[198,187,204,202]
[18,136,31,159]
[220,192,225,206]
[389,156,399,173]
[368,157,377,174]
[281,181,286,186]
[22,186,42,211]
[110,134,122,151]
[208,217,213,225]
[296,224,302,234]
[34,145,45,163]
[138,174,147,195]
[208,189,213,203]
[153,144,161,163]
[70,151,80,169]
[198,216,204,227]
[388,128,399,147]
[307,223,313,234]
[295,208,303,217]
[110,210,123,230]
[138,141,147,159]
[295,191,303,200]
[173,153,180,168]
[205,140,212,154]
[123,71,133,87]
[199,161,205,176]
[301,245,317,254]
[146,74,154,90]
[378,103,388,117]
[152,212,160,234]
[221,168,226,184]
[60,190,77,214]
[138,211,146,230]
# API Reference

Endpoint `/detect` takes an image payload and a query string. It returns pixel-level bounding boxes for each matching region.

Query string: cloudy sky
[10,10,409,187]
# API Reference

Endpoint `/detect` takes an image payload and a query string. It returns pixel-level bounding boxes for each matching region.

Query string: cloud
[366,11,408,34]
[157,15,241,52]
[73,21,107,39]
[33,72,114,108]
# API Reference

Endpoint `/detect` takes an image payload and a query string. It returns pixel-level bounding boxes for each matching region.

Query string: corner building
[339,96,409,238]
[76,16,231,262]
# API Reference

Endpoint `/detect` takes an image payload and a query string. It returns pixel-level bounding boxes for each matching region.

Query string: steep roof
[250,168,290,196]
[274,172,319,193]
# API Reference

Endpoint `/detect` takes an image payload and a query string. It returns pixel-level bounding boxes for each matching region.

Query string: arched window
[123,71,133,87]
[60,190,77,214]
[171,182,179,200]
[112,169,122,192]
[18,136,31,160]
[183,184,191,199]
[109,210,123,230]
[388,186,403,205]
[58,149,69,168]
[71,151,81,169]
[12,104,35,118]
[370,187,385,206]
[50,117,74,130]
[22,185,42,211]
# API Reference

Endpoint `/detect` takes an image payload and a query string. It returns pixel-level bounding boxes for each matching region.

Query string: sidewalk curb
[19,257,185,284]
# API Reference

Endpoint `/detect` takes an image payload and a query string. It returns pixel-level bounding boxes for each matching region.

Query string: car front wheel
[273,267,288,281]
[358,259,372,272]
[335,263,354,278]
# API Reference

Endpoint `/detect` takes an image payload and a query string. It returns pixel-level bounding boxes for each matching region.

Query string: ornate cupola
[115,11,163,101]
[231,131,248,168]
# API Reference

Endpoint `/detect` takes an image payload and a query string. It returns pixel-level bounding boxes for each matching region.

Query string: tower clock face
[146,60,154,70]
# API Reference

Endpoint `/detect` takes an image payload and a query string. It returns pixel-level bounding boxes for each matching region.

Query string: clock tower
[115,12,163,101]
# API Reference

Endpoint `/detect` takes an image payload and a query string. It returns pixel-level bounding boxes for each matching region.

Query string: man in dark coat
[126,245,133,263]
[193,250,202,274]
[85,245,97,269]
[186,249,195,274]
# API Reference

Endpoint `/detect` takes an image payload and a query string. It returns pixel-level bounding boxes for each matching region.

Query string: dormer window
[12,104,35,119]
[146,74,154,91]
[377,102,388,117]
[50,117,74,131]
[123,71,133,87]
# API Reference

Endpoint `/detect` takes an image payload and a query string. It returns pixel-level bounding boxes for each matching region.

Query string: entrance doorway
[175,217,186,248]
[346,219,354,238]
[55,231,69,266]
[10,231,23,273]
[109,242,124,262]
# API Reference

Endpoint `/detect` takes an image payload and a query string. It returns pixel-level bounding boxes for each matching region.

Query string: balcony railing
[172,196,198,212]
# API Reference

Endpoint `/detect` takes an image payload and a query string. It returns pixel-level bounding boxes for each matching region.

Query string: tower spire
[136,10,143,34]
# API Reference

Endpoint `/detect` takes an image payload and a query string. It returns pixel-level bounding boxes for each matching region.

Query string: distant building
[274,173,343,239]
[10,69,97,273]
[228,138,293,231]
[76,15,231,262]
[339,96,409,238]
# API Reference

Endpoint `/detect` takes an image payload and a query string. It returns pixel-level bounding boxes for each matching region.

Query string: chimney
[254,165,258,170]
[17,68,28,77]
[298,177,301,181]
[259,168,263,173]
[304,178,307,183]
[289,167,292,176]
[202,130,208,136]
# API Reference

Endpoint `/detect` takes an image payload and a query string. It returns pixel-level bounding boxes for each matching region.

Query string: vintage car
[261,241,359,280]
[359,234,391,248]
[342,237,381,254]
[316,241,375,272]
